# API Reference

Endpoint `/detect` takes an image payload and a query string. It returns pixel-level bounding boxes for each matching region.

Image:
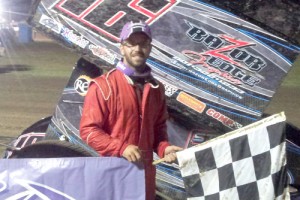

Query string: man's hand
[122,145,142,162]
[163,145,183,163]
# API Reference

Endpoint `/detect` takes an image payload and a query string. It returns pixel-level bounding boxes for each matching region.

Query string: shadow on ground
[0,65,31,74]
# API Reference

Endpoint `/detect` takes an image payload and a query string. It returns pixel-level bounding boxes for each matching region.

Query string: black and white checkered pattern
[177,114,288,200]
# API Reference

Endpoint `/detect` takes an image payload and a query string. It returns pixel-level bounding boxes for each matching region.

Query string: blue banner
[0,157,145,200]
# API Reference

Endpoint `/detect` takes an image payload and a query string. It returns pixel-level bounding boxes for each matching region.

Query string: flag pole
[153,158,165,165]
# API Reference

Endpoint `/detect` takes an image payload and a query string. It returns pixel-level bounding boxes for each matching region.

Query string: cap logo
[120,21,152,42]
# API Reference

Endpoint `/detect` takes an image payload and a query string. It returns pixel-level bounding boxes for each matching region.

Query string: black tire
[9,140,96,158]
[20,116,51,135]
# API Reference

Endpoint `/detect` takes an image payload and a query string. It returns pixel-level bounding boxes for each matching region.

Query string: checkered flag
[177,112,289,200]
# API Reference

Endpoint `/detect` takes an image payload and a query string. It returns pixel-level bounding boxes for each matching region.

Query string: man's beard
[124,52,146,70]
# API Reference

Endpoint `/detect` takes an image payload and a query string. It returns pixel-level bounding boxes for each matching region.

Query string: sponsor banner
[0,157,145,199]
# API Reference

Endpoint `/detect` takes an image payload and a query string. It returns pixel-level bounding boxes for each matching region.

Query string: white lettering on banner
[0,179,74,200]
[0,181,6,192]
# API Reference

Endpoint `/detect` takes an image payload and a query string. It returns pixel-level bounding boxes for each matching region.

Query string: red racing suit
[80,68,170,200]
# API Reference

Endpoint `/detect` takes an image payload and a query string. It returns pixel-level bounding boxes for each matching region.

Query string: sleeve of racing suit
[153,86,170,158]
[80,83,128,157]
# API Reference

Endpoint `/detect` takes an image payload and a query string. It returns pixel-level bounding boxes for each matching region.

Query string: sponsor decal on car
[52,0,178,41]
[206,108,243,129]
[155,77,178,97]
[184,129,219,148]
[89,44,116,64]
[74,75,91,96]
[39,14,63,34]
[61,27,89,49]
[184,21,266,87]
[172,56,245,99]
[176,92,206,113]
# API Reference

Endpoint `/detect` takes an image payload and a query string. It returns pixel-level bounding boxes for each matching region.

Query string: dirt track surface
[265,86,300,127]
[0,40,79,154]
[0,40,299,155]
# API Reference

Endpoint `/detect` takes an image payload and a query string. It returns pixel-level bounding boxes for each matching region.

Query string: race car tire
[9,140,96,158]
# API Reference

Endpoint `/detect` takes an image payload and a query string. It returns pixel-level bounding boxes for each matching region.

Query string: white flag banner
[177,112,289,200]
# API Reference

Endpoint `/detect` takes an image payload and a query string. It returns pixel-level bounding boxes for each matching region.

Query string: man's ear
[120,44,125,56]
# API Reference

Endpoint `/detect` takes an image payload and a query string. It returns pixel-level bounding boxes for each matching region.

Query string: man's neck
[116,61,151,78]
[123,60,146,74]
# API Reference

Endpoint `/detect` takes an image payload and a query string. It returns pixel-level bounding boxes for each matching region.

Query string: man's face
[120,32,152,70]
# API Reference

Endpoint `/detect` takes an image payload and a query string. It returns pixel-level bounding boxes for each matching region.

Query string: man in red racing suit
[80,21,182,200]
